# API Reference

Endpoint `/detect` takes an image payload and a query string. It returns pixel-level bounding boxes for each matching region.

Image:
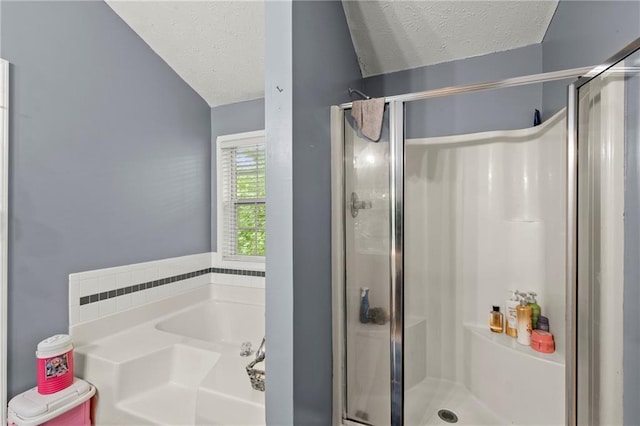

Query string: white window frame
[216,130,266,270]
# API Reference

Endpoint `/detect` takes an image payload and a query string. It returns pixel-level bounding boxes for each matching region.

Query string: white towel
[351,98,385,142]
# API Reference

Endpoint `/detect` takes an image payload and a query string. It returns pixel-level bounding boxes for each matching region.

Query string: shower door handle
[350,192,372,218]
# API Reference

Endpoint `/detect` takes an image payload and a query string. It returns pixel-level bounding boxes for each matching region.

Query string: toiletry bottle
[489,306,504,333]
[537,316,550,332]
[505,290,519,337]
[528,292,541,329]
[516,293,532,345]
[360,288,370,323]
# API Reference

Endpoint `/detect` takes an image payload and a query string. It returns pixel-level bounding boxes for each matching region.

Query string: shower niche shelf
[464,324,564,365]
[462,324,565,423]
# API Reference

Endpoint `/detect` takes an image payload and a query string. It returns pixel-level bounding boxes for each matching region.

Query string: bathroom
[0,1,639,425]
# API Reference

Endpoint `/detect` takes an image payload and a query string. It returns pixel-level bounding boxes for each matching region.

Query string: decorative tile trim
[79,267,264,306]
[211,267,265,277]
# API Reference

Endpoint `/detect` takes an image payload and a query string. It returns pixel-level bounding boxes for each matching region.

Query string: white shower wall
[405,110,567,424]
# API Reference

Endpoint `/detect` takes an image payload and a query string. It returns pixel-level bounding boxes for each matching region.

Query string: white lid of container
[36,334,73,359]
[8,378,95,426]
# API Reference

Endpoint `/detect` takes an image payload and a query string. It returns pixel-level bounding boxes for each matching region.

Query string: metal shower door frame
[389,101,405,426]
[332,101,406,426]
[567,36,640,426]
[0,59,9,426]
[333,56,623,426]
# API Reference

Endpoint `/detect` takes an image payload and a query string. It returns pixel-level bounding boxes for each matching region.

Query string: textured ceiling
[342,1,559,77]
[106,0,264,107]
[106,1,558,106]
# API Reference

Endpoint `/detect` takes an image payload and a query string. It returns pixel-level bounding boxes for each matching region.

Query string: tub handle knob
[240,341,253,357]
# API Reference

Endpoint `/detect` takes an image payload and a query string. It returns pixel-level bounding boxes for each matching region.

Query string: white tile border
[68,252,265,327]
[68,253,211,326]
[70,285,214,346]
[211,273,264,289]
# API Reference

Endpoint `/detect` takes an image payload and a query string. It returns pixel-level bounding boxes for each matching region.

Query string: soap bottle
[489,306,504,333]
[505,290,519,338]
[360,288,370,323]
[537,316,550,332]
[528,292,541,329]
[516,293,532,345]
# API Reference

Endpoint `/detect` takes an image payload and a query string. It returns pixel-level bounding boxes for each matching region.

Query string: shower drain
[437,409,459,424]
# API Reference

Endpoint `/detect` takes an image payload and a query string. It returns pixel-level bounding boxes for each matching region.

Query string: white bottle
[505,290,519,338]
[516,293,533,346]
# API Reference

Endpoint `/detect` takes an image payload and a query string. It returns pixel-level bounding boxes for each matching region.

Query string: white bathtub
[156,300,264,346]
[73,285,266,425]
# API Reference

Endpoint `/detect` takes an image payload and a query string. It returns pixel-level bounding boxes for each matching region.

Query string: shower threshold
[405,378,506,426]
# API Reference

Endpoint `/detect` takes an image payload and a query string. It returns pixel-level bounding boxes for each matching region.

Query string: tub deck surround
[71,283,265,425]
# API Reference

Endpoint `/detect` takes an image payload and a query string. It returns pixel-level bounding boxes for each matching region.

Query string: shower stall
[331,38,640,426]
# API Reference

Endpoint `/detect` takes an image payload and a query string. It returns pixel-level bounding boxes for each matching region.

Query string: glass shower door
[343,108,391,425]
[574,42,640,426]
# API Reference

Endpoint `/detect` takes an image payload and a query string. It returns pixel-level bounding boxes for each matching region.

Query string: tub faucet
[255,337,265,362]
[246,337,265,392]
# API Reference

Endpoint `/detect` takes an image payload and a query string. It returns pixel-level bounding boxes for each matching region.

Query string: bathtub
[156,300,264,346]
[72,285,266,425]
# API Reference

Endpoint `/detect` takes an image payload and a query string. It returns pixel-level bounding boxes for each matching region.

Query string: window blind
[221,142,266,259]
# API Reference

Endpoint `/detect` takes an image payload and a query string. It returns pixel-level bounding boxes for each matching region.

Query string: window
[217,131,265,262]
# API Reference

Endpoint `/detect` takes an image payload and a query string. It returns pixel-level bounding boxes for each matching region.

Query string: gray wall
[364,0,640,131]
[291,1,362,423]
[264,0,363,423]
[364,44,543,138]
[542,0,640,118]
[265,0,294,424]
[210,98,265,251]
[624,65,640,426]
[1,0,211,397]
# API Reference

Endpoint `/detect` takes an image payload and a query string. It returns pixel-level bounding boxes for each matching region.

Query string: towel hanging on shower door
[351,98,385,142]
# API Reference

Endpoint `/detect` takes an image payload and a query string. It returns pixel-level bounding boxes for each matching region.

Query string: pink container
[8,401,90,426]
[531,329,556,354]
[8,378,95,426]
[37,400,90,426]
[36,335,74,395]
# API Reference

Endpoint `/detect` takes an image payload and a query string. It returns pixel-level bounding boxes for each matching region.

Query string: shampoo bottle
[528,292,541,329]
[516,293,532,345]
[505,290,519,337]
[360,288,370,323]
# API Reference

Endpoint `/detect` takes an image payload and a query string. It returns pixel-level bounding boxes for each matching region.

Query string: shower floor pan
[405,378,506,426]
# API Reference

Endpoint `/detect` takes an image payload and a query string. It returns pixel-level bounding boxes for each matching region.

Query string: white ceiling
[107,1,558,107]
[106,0,265,107]
[342,1,559,77]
